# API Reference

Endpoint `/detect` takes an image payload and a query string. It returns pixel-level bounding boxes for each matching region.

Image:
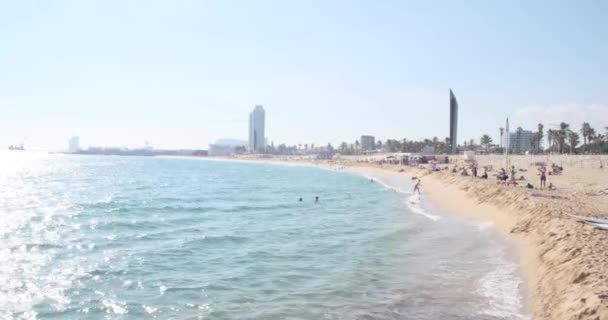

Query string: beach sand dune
[421,169,608,320]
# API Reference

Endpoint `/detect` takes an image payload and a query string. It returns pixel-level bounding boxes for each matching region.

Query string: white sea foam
[143,305,158,314]
[476,247,529,320]
[404,193,441,221]
[477,221,495,231]
[102,300,128,315]
[361,174,440,221]
[363,174,412,194]
[159,285,168,295]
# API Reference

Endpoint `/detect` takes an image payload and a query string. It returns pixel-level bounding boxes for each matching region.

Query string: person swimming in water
[299,197,303,202]
[413,179,422,193]
[315,196,319,202]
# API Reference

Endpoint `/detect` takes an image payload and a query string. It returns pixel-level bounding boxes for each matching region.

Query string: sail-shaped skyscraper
[449,89,459,154]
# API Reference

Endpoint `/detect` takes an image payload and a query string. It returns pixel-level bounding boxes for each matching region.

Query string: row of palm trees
[292,122,607,156]
[380,137,452,154]
[494,122,607,154]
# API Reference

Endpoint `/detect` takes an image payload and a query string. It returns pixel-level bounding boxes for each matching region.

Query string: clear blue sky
[1,0,607,150]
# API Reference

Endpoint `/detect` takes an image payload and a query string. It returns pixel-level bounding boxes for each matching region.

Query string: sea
[0,153,529,319]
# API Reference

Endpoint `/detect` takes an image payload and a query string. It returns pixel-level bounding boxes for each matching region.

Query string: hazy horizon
[1,0,607,151]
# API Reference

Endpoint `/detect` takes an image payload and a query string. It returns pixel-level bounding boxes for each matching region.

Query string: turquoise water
[0,153,528,319]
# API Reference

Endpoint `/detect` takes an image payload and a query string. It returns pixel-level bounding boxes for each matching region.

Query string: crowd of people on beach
[428,160,561,191]
[409,160,561,195]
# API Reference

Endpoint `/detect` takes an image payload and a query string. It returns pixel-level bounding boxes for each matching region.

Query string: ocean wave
[182,235,249,246]
[405,193,441,221]
[361,174,440,221]
[363,174,412,194]
[476,248,529,320]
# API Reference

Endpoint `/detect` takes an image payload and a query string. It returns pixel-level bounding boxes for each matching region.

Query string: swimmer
[315,196,319,202]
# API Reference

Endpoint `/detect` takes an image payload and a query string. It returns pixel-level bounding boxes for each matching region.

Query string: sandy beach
[213,153,608,320]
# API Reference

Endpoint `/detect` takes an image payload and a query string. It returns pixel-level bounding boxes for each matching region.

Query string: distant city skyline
[1,1,607,150]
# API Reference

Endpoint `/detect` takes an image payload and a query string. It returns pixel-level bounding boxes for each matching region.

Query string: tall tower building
[248,105,266,152]
[449,89,459,154]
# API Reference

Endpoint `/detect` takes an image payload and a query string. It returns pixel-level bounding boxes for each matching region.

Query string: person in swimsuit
[510,166,516,183]
[413,179,422,193]
[539,168,547,189]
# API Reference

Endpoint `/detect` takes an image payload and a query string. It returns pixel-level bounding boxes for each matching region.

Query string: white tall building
[68,136,79,153]
[248,105,266,152]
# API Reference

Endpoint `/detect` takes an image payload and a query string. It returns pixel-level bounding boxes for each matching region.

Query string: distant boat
[8,144,24,151]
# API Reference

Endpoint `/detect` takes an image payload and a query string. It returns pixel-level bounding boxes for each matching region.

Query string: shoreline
[338,163,536,314]
[417,172,537,311]
[167,154,608,319]
[180,156,535,313]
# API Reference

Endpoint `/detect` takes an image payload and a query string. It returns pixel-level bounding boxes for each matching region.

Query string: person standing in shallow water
[413,179,422,193]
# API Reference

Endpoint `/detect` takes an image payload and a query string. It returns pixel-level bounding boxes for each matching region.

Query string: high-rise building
[68,136,79,153]
[248,105,266,152]
[449,89,459,154]
[360,135,375,151]
[508,130,534,153]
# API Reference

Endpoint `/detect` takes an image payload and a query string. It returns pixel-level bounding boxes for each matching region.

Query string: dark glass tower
[449,89,458,154]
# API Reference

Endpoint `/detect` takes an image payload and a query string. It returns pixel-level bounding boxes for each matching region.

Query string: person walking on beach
[539,168,547,189]
[510,166,516,185]
[413,179,422,194]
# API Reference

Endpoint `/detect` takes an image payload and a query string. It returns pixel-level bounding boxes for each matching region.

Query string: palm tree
[339,142,348,153]
[547,129,554,152]
[537,123,544,153]
[480,134,493,153]
[376,140,383,151]
[355,140,360,152]
[529,134,538,154]
[568,131,580,154]
[558,122,570,153]
[581,122,592,148]
[499,127,504,149]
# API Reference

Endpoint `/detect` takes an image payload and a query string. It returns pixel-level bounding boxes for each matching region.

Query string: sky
[1,0,607,150]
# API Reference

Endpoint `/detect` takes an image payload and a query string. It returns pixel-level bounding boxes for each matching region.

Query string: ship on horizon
[8,144,24,151]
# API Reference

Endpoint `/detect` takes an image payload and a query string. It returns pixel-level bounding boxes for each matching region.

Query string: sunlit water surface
[0,153,528,319]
